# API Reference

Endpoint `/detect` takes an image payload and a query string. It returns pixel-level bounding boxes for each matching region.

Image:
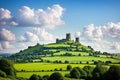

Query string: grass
[14,63,95,78]
[14,62,110,78]
[0,77,11,80]
[17,71,69,78]
[14,63,95,71]
[42,56,120,63]
[54,51,89,56]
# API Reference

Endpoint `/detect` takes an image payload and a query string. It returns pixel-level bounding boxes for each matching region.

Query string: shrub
[29,74,39,80]
[75,67,87,79]
[60,68,63,71]
[64,74,70,78]
[86,61,89,64]
[0,58,16,76]
[43,75,49,80]
[83,66,94,80]
[80,61,82,64]
[70,67,80,79]
[0,70,6,77]
[92,64,108,80]
[49,72,64,80]
[54,68,58,71]
[67,65,72,71]
[105,65,120,80]
[29,74,42,80]
[64,60,69,63]
[105,61,112,64]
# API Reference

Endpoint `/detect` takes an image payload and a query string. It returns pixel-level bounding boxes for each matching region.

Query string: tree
[0,70,6,77]
[29,74,39,80]
[88,46,94,50]
[75,67,87,79]
[83,66,94,80]
[49,72,64,80]
[43,75,49,80]
[64,60,69,63]
[70,67,80,79]
[67,65,72,71]
[0,58,16,77]
[78,53,81,56]
[92,64,108,80]
[105,65,120,80]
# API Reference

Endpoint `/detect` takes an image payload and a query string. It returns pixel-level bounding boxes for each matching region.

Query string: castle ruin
[56,33,80,43]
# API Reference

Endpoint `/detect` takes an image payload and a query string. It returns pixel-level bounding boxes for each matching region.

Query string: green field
[11,40,120,79]
[14,62,110,78]
[14,63,96,71]
[42,56,120,63]
[17,71,69,78]
[14,63,95,78]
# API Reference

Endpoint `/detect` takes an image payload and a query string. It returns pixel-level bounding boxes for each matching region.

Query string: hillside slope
[10,41,97,61]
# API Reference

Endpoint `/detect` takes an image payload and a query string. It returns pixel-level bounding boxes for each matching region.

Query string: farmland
[9,40,120,79]
[14,62,111,78]
[42,56,120,63]
[14,63,96,71]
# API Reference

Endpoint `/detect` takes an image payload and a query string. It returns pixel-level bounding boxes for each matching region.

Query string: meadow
[42,56,120,63]
[14,63,96,71]
[14,62,110,78]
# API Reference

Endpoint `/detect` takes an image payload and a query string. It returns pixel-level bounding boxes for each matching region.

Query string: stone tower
[75,37,80,42]
[66,33,71,41]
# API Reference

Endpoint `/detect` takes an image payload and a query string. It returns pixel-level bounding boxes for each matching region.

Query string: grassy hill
[10,41,94,61]
[8,40,120,79]
[9,40,119,64]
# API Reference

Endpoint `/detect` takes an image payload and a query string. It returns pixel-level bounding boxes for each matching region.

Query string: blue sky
[0,0,120,53]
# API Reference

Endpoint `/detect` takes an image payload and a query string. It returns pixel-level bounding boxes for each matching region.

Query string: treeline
[20,64,120,80]
[27,64,120,80]
[68,65,120,80]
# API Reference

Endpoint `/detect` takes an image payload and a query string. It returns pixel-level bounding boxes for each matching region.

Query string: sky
[0,0,120,54]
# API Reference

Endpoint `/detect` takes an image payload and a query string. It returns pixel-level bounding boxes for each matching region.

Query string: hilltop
[9,33,115,63]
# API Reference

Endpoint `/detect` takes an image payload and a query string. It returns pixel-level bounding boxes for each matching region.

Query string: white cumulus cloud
[82,22,120,53]
[17,4,64,29]
[0,28,16,41]
[0,8,18,27]
[18,28,54,42]
[24,32,40,42]
[33,28,54,41]
[0,28,15,50]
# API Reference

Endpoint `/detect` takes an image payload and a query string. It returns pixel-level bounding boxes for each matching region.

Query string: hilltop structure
[56,33,80,43]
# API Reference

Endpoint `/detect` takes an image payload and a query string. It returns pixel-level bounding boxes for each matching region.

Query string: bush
[49,72,64,80]
[67,65,72,71]
[29,74,39,80]
[29,74,42,80]
[80,61,82,64]
[43,75,49,80]
[64,74,70,78]
[0,70,6,77]
[75,67,87,79]
[86,61,89,64]
[70,67,80,79]
[105,61,112,64]
[64,60,69,63]
[0,58,16,76]
[105,65,120,80]
[54,68,58,71]
[92,64,108,80]
[60,68,63,71]
[83,66,94,80]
